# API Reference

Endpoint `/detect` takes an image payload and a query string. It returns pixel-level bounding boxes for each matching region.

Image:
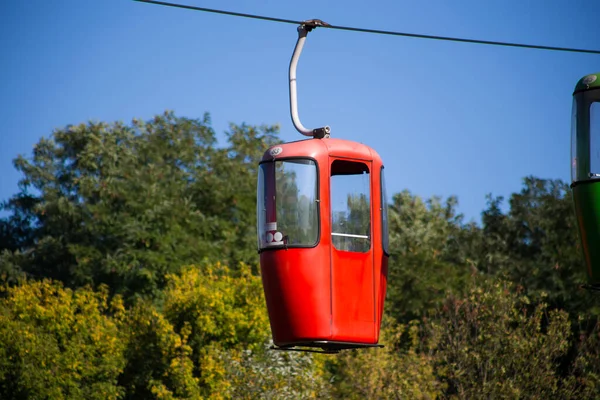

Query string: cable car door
[329,158,375,341]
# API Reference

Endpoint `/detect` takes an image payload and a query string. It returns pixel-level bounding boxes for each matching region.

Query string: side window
[591,102,600,177]
[381,166,389,255]
[330,160,370,252]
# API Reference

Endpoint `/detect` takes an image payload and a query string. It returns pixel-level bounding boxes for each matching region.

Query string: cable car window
[381,166,389,255]
[571,98,580,182]
[330,160,371,253]
[257,164,268,249]
[590,102,600,178]
[257,159,319,249]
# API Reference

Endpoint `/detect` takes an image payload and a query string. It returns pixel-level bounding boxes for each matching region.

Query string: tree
[385,190,478,322]
[477,177,597,317]
[428,278,589,399]
[118,263,329,399]
[219,342,331,399]
[329,317,442,399]
[161,263,270,396]
[0,112,280,298]
[117,299,201,400]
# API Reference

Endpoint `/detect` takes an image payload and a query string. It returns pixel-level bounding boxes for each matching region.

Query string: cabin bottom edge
[273,339,383,351]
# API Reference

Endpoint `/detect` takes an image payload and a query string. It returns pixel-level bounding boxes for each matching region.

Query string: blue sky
[1,0,599,222]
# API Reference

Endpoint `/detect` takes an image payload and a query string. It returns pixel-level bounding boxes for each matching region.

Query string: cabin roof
[261,138,382,163]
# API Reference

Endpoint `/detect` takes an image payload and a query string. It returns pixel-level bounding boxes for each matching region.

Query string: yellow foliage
[0,280,126,399]
[117,262,272,398]
[330,317,443,400]
[161,263,271,395]
[119,300,202,399]
[163,262,270,351]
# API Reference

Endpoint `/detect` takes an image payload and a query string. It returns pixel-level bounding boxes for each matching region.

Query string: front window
[571,98,581,182]
[572,91,600,182]
[330,160,371,253]
[257,159,319,249]
[591,102,600,178]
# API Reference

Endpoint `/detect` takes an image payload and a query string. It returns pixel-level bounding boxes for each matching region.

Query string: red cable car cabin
[257,138,389,351]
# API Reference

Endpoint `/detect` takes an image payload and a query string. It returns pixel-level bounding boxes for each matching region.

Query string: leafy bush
[429,279,572,399]
[219,342,331,399]
[330,317,442,399]
[0,281,126,399]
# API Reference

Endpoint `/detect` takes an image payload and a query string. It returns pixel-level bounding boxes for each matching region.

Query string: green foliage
[429,278,573,399]
[219,342,331,399]
[118,300,201,400]
[327,278,600,400]
[560,318,600,398]
[386,190,477,322]
[0,280,126,399]
[0,112,279,298]
[478,177,598,317]
[330,317,442,399]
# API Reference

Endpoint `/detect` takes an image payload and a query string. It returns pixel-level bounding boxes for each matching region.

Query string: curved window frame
[257,157,321,253]
[590,102,600,180]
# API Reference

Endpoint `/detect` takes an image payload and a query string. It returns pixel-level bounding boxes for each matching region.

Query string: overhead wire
[134,0,600,55]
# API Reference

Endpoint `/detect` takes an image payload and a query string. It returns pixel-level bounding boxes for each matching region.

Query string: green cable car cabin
[572,72,600,287]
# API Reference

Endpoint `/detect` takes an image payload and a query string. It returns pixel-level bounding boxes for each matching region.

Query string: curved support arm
[289,25,331,138]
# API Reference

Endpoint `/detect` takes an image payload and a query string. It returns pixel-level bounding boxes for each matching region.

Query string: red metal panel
[260,138,380,164]
[260,246,331,345]
[325,139,375,161]
[331,248,375,342]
